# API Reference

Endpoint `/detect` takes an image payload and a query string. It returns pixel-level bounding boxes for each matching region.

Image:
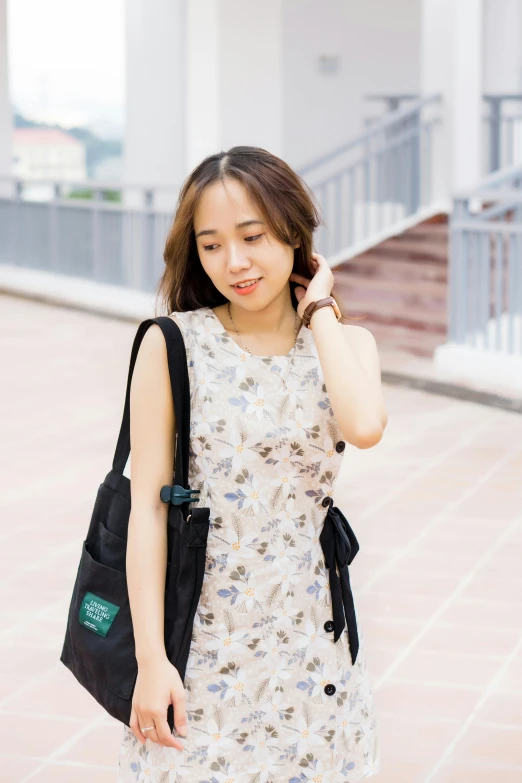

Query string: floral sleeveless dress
[116,306,380,783]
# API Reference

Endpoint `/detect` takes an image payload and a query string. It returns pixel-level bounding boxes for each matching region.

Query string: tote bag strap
[112,317,190,489]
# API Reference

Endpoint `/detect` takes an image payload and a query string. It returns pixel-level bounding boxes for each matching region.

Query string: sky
[7,0,125,133]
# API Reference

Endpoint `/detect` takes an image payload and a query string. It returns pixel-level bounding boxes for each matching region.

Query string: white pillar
[421,0,483,197]
[185,0,221,171]
[123,0,187,210]
[124,0,285,201]
[0,0,13,197]
[217,0,284,157]
[484,0,522,93]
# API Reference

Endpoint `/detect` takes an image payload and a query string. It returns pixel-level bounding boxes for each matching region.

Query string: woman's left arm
[291,252,388,450]
[310,305,388,449]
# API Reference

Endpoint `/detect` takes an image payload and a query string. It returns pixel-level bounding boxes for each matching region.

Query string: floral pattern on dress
[116,306,380,783]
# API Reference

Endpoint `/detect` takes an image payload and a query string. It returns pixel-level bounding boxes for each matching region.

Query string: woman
[117,146,387,782]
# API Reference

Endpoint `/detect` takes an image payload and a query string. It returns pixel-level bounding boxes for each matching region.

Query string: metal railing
[363,92,522,177]
[483,95,522,174]
[297,94,441,258]
[0,178,179,292]
[449,165,522,355]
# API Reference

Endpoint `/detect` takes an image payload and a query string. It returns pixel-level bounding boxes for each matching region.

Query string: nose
[226,243,252,273]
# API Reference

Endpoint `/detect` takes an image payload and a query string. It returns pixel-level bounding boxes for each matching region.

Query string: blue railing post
[449,165,522,357]
[296,94,441,257]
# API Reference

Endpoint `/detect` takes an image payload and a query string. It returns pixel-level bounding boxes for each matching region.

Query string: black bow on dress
[319,501,360,665]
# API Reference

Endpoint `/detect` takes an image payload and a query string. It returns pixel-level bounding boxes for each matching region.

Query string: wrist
[302,296,341,329]
[309,303,339,328]
[136,645,168,666]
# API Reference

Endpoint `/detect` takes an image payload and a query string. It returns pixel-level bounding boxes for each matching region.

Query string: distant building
[91,155,122,182]
[12,127,87,200]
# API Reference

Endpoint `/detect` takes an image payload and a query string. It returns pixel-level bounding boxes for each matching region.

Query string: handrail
[449,166,522,356]
[0,174,180,193]
[454,164,522,201]
[297,93,441,176]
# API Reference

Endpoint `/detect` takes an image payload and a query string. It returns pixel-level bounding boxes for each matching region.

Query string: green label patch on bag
[79,592,121,637]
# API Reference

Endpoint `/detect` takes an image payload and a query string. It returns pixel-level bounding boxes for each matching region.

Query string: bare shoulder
[131,324,173,418]
[133,323,170,377]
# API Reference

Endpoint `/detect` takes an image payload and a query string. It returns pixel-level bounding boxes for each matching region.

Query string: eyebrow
[195,220,265,239]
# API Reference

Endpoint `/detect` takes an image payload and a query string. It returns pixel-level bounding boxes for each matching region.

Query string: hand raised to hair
[290,252,335,321]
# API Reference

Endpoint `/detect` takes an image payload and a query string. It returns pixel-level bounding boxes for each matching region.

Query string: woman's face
[194,177,298,308]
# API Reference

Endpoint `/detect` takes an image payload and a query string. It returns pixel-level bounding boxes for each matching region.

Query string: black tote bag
[59,316,210,731]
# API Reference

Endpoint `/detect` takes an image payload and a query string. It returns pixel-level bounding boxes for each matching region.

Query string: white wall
[125,0,420,186]
[483,0,522,94]
[281,0,421,169]
[219,0,284,157]
[124,0,186,198]
[0,0,12,196]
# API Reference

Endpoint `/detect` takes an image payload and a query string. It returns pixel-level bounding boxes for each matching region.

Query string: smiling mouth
[233,278,261,289]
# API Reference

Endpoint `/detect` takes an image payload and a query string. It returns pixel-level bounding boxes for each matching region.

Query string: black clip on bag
[59,316,210,731]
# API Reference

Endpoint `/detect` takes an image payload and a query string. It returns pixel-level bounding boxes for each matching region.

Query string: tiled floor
[1,293,521,782]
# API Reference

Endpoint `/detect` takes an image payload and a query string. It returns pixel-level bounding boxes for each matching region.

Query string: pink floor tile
[377,712,461,769]
[2,666,105,721]
[360,618,422,650]
[474,691,522,727]
[367,757,434,783]
[24,761,117,782]
[494,648,522,693]
[449,722,522,767]
[390,648,505,689]
[0,753,40,783]
[0,648,61,692]
[356,591,441,623]
[430,761,522,783]
[416,624,520,657]
[437,598,522,631]
[0,712,86,759]
[364,645,403,681]
[57,721,124,767]
[368,569,462,601]
[398,549,478,578]
[374,679,480,723]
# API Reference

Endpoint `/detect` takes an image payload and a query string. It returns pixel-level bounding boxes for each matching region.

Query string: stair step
[401,222,449,239]
[333,215,449,356]
[335,257,448,284]
[345,306,447,331]
[335,276,447,315]
[360,320,447,357]
[370,238,448,263]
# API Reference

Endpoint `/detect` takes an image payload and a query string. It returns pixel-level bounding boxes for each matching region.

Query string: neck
[228,288,298,337]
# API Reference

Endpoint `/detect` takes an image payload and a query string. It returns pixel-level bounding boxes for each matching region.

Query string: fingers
[130,707,183,750]
[129,707,150,745]
[151,710,184,750]
[290,273,310,286]
[294,285,307,302]
[172,692,188,741]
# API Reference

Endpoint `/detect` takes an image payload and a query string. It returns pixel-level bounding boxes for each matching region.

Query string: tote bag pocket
[64,539,138,702]
[99,521,127,573]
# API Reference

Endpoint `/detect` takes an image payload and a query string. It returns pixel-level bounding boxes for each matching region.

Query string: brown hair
[155,145,346,319]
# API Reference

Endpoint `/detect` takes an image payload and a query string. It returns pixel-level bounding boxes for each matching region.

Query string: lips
[232,278,261,288]
[231,278,261,295]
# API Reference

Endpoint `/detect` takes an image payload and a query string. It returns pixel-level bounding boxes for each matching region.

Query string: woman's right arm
[126,322,186,750]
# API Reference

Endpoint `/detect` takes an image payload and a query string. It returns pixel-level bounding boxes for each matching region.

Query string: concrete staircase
[333,214,449,356]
